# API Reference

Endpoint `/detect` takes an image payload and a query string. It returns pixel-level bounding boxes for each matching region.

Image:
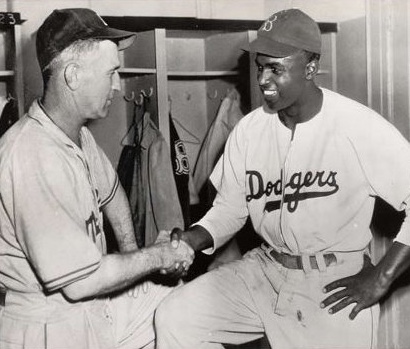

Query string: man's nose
[112,71,121,91]
[258,68,271,86]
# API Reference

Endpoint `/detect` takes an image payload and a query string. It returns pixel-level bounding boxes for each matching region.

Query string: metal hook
[134,93,144,106]
[124,91,135,102]
[7,93,15,102]
[168,95,172,111]
[141,87,154,98]
[207,90,218,99]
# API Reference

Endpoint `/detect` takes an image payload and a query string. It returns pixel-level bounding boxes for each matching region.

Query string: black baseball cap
[243,9,321,58]
[36,8,136,71]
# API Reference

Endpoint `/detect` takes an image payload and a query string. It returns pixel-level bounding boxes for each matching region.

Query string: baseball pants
[0,280,174,349]
[155,246,379,349]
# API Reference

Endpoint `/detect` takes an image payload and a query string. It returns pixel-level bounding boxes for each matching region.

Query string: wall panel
[367,1,410,348]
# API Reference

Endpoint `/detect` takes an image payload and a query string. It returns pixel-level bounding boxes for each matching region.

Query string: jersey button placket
[279,132,295,251]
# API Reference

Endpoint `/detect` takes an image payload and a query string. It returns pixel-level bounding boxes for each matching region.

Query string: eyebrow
[254,59,283,68]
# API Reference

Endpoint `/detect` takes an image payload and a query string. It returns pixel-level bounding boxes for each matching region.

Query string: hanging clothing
[0,97,19,138]
[0,96,8,116]
[169,114,191,228]
[118,110,184,247]
[117,105,146,248]
[193,89,244,196]
[140,114,184,246]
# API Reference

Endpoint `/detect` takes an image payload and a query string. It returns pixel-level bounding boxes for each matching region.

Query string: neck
[41,92,83,147]
[279,86,323,130]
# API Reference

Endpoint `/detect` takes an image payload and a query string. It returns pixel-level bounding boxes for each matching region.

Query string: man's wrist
[141,246,162,271]
[378,264,397,290]
[179,230,191,247]
[182,225,213,251]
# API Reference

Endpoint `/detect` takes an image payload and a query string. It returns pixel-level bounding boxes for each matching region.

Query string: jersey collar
[28,99,87,150]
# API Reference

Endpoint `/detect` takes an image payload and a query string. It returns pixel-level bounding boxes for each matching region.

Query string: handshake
[153,228,195,278]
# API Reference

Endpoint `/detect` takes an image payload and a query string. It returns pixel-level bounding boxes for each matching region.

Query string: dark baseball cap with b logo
[36,8,137,71]
[244,9,321,58]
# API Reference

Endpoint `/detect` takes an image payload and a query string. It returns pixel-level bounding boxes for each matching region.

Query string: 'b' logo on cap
[97,13,108,26]
[261,15,277,32]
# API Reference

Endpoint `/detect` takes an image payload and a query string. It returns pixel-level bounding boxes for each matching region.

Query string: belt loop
[315,252,327,272]
[301,254,312,274]
[0,287,6,307]
[261,243,272,256]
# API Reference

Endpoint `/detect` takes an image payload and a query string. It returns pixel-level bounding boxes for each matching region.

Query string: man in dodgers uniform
[155,9,410,349]
[0,8,194,349]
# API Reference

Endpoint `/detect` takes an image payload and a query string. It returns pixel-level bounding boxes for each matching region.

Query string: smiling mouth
[263,89,278,97]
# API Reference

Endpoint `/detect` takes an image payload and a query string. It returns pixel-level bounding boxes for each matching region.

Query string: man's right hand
[170,227,185,248]
[157,225,214,277]
[153,230,194,276]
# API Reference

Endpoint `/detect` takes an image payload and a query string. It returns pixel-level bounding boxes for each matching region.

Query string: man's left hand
[321,255,388,320]
[157,228,192,278]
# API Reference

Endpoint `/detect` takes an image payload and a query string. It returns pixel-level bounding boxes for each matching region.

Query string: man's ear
[305,60,319,80]
[64,63,80,90]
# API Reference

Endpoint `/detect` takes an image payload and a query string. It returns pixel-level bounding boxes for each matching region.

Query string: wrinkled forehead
[77,40,120,66]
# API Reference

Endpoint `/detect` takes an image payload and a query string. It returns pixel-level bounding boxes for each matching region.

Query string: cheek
[271,78,292,96]
[279,74,305,92]
[94,81,112,99]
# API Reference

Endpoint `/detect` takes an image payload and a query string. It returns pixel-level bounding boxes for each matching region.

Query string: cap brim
[242,35,299,58]
[94,27,136,50]
[117,35,136,50]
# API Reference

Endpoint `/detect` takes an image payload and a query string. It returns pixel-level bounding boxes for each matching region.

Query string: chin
[97,109,110,119]
[263,101,279,114]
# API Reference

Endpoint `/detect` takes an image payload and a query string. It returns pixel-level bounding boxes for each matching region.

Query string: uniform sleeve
[10,141,102,292]
[349,113,410,209]
[346,107,410,246]
[93,145,119,207]
[196,122,249,253]
[83,128,119,207]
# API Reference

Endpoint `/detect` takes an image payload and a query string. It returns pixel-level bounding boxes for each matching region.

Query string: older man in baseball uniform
[155,8,410,349]
[0,8,194,349]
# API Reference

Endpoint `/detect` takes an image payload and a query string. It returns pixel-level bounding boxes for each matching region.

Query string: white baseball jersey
[0,100,117,313]
[198,88,410,255]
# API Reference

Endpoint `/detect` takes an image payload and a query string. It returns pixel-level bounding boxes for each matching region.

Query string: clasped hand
[155,229,194,277]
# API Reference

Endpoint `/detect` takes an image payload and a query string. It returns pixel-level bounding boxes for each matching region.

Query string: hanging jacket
[140,114,184,245]
[193,89,244,196]
[117,106,146,248]
[119,109,184,247]
[0,97,19,138]
[169,114,191,228]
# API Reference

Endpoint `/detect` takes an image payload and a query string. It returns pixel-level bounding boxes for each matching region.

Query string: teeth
[264,90,277,96]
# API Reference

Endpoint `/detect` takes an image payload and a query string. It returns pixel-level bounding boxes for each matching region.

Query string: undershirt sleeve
[394,201,410,246]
